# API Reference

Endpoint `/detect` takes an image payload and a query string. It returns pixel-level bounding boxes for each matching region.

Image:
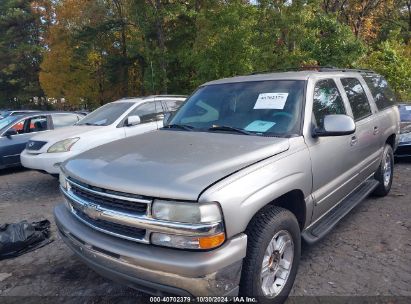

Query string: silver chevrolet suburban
[55,68,400,303]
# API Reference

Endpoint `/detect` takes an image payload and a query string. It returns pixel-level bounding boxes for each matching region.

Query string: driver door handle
[350,136,358,146]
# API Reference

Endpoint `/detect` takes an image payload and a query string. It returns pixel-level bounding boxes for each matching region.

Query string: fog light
[151,232,225,250]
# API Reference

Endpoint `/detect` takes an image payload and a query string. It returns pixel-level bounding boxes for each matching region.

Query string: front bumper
[54,204,247,296]
[21,150,78,174]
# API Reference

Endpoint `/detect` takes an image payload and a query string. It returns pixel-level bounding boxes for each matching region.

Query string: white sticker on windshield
[406,106,411,111]
[254,93,289,109]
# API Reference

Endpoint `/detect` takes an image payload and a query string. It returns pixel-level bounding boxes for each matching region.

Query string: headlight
[59,170,68,190]
[151,200,225,249]
[47,138,79,153]
[152,200,222,223]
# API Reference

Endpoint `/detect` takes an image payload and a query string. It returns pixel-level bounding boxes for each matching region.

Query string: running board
[302,179,379,244]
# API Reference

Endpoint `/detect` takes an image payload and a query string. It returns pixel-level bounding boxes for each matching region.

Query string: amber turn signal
[198,233,225,249]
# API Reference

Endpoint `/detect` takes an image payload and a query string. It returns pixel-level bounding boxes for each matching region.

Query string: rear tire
[373,144,394,197]
[239,206,300,304]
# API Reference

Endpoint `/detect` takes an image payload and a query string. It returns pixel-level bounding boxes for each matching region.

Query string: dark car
[0,110,40,120]
[396,104,411,158]
[0,112,85,169]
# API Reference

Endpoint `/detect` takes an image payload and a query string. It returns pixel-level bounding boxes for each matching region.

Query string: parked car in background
[0,110,40,120]
[395,103,411,158]
[21,95,186,175]
[54,69,399,300]
[0,112,85,169]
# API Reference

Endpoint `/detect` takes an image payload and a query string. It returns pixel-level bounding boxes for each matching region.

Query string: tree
[0,0,45,106]
[361,36,411,101]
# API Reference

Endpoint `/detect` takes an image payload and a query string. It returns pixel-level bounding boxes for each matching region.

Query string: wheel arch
[247,189,307,232]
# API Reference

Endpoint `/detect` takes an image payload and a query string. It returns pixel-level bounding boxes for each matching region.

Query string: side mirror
[163,112,172,126]
[313,114,355,137]
[126,115,141,126]
[3,129,18,138]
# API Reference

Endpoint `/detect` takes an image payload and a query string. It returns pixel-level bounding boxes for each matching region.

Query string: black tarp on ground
[0,219,53,260]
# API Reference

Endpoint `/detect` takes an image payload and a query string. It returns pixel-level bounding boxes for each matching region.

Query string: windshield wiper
[208,125,252,135]
[163,124,194,131]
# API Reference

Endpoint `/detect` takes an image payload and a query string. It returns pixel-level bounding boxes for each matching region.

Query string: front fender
[199,137,313,238]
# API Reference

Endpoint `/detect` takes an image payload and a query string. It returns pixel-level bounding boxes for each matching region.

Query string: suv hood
[64,130,289,201]
[30,125,103,143]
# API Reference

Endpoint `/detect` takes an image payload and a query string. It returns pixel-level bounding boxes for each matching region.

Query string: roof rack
[250,66,376,75]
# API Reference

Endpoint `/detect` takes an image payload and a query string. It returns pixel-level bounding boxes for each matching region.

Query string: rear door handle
[373,126,379,135]
[351,136,358,146]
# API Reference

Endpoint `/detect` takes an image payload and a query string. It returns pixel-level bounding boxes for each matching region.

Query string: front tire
[373,144,394,197]
[240,206,301,304]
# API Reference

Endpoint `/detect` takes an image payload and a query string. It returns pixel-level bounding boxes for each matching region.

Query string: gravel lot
[0,161,410,303]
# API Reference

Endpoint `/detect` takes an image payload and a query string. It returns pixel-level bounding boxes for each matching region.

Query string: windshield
[0,116,18,130]
[169,80,305,136]
[399,104,411,122]
[0,111,10,119]
[76,102,133,126]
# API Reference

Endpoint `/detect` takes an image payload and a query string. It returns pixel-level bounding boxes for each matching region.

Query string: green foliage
[361,35,411,101]
[301,14,365,67]
[0,0,409,107]
[0,0,44,106]
[192,2,258,86]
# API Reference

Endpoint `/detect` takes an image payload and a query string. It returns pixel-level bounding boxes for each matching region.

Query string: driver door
[306,79,360,222]
[1,115,49,166]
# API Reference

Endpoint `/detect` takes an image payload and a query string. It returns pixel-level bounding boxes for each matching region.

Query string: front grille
[26,140,47,150]
[68,178,149,214]
[73,204,146,240]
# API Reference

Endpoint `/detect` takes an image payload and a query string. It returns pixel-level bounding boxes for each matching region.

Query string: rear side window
[52,114,79,128]
[340,78,371,121]
[162,99,184,113]
[312,79,346,128]
[28,116,48,133]
[363,75,396,110]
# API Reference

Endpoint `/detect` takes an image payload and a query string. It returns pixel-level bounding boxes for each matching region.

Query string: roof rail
[250,66,376,75]
[119,95,187,100]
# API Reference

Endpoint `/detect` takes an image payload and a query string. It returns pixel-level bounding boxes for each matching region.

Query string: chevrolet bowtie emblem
[84,203,101,220]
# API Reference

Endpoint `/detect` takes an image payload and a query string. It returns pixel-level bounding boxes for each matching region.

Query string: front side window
[77,102,133,126]
[52,114,79,128]
[341,78,372,121]
[170,80,305,136]
[363,75,396,110]
[128,102,163,123]
[312,79,346,128]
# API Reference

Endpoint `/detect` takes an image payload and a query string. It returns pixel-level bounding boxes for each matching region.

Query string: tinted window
[129,102,163,123]
[312,79,346,128]
[28,116,48,133]
[162,99,184,112]
[170,80,305,136]
[52,114,79,128]
[341,78,371,121]
[77,102,133,126]
[363,75,396,110]
[398,104,411,122]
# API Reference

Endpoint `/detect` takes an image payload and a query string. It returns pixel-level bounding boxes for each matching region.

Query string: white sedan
[21,95,185,175]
